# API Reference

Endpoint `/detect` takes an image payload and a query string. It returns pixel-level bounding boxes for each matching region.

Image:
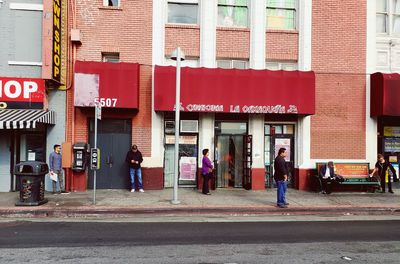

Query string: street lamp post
[171,47,185,205]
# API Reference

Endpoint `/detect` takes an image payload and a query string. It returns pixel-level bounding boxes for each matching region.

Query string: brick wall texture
[69,0,153,157]
[311,0,367,159]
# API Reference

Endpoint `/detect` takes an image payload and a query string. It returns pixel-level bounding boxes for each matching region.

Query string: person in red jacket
[125,144,144,193]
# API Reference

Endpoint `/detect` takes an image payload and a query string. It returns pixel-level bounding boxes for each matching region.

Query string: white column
[149,0,166,168]
[297,0,312,168]
[199,0,217,160]
[366,0,378,164]
[199,0,217,67]
[249,0,266,69]
[249,0,266,168]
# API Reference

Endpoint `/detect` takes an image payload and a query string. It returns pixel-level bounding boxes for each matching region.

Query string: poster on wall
[274,138,291,162]
[384,137,400,152]
[179,157,197,181]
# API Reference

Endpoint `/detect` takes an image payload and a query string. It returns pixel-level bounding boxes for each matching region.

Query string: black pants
[380,175,392,192]
[202,173,211,194]
[320,177,334,193]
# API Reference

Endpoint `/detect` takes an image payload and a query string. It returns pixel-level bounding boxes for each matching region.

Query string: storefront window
[19,133,46,162]
[215,122,247,134]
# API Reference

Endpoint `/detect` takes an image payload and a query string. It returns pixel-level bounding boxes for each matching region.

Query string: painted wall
[0,0,43,77]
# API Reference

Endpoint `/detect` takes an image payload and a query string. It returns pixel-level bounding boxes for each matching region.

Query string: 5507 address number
[94,98,118,107]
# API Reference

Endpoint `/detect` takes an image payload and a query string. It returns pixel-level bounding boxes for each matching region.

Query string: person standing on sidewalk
[274,148,289,208]
[49,144,66,194]
[125,144,144,193]
[370,154,396,193]
[202,149,213,195]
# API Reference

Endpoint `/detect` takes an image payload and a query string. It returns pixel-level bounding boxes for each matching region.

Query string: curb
[0,205,399,218]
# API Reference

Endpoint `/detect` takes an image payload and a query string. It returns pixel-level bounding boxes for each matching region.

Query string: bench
[315,162,380,192]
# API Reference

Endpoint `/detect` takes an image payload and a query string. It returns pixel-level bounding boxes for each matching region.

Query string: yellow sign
[52,0,62,83]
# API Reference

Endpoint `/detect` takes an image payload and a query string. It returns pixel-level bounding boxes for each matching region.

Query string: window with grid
[218,0,248,27]
[168,0,198,24]
[102,53,120,63]
[217,59,248,69]
[377,0,400,35]
[265,61,297,70]
[266,0,296,30]
[103,0,119,7]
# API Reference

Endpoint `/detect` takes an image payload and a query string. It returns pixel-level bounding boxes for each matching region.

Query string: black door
[88,119,131,189]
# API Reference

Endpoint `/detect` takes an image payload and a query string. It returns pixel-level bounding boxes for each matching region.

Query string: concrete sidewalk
[0,188,399,218]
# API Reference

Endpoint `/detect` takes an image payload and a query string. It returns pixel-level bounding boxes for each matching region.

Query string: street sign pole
[93,103,101,205]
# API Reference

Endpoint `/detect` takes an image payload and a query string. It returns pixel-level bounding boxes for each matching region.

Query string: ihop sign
[0,78,45,109]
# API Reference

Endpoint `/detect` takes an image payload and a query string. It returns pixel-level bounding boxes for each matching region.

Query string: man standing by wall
[49,144,65,194]
[274,148,289,208]
[125,144,144,193]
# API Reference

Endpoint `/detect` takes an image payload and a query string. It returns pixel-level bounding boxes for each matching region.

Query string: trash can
[14,161,49,206]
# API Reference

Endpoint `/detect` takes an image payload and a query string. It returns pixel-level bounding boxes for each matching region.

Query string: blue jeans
[129,168,143,190]
[277,180,287,206]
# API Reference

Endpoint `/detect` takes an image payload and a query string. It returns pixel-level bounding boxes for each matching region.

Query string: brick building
[59,0,399,192]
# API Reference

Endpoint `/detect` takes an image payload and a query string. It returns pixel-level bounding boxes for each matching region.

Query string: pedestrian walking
[125,144,144,193]
[49,144,67,194]
[370,154,396,193]
[201,148,213,195]
[274,148,289,208]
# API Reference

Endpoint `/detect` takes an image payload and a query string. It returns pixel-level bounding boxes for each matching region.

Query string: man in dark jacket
[318,161,335,194]
[274,148,289,208]
[125,144,144,193]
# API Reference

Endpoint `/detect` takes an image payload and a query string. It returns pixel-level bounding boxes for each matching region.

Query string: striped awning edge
[0,109,56,129]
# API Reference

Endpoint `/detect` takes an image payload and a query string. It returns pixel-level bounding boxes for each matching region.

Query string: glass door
[265,124,295,188]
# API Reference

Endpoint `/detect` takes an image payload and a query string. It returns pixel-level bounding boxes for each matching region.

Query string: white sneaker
[139,189,144,193]
[131,189,135,193]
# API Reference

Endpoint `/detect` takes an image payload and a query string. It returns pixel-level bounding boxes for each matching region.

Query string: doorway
[264,124,295,188]
[88,119,131,189]
[214,122,250,188]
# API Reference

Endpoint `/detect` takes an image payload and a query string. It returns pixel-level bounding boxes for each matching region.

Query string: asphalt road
[0,220,399,263]
[0,220,399,248]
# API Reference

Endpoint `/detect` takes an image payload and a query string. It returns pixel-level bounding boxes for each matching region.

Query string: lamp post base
[171,199,181,205]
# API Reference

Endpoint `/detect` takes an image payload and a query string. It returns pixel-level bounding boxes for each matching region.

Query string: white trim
[199,0,217,67]
[8,61,42,66]
[9,3,43,11]
[250,0,266,69]
[297,0,312,169]
[151,0,166,167]
[366,1,378,166]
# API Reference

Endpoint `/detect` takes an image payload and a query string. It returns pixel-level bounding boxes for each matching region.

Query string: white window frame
[265,61,298,70]
[167,0,199,25]
[266,0,297,30]
[217,59,249,69]
[103,0,120,7]
[377,0,400,36]
[102,52,120,63]
[217,0,249,28]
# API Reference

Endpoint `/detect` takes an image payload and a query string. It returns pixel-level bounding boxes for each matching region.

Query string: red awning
[74,61,139,109]
[154,66,315,115]
[371,72,400,117]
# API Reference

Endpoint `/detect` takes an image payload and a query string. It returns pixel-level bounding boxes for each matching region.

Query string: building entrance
[264,124,295,188]
[88,119,131,189]
[214,122,251,188]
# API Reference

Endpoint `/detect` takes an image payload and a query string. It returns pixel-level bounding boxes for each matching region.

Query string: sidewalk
[0,188,399,218]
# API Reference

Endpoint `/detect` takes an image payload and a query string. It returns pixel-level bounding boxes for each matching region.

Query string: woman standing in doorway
[202,149,213,195]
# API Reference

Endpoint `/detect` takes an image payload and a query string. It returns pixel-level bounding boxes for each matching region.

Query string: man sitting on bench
[319,161,336,194]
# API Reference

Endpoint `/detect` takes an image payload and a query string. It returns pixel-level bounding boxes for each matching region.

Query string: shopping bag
[50,172,58,182]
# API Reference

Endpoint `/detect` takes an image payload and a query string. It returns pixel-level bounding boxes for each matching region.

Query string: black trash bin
[14,161,49,206]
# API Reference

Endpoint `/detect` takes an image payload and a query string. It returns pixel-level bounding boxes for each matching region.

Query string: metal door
[88,119,131,189]
[164,145,174,188]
